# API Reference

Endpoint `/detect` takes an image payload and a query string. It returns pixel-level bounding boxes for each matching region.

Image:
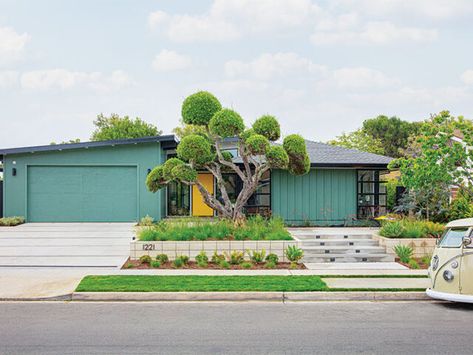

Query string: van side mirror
[463,237,472,247]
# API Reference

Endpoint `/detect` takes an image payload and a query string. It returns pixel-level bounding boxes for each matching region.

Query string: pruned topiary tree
[146,91,310,221]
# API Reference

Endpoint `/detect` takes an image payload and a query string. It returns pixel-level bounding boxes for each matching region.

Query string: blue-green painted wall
[2,143,165,222]
[271,168,357,226]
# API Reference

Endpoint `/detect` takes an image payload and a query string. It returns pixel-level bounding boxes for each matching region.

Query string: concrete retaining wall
[130,240,299,262]
[373,234,436,258]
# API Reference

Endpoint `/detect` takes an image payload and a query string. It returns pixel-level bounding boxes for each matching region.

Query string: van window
[439,227,469,247]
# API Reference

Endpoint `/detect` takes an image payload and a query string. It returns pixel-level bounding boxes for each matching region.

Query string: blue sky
[1,0,472,147]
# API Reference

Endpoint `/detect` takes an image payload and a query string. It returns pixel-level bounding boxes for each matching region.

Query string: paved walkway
[0,223,134,267]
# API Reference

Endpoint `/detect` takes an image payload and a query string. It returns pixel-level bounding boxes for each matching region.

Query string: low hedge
[0,216,25,227]
[379,219,444,239]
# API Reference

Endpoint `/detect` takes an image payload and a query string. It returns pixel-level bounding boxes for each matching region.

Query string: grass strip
[76,275,328,292]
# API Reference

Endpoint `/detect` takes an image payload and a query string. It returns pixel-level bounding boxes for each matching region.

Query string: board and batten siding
[271,168,357,226]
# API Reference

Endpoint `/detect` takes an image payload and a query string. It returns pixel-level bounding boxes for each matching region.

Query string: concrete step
[302,246,386,254]
[300,239,378,247]
[303,253,395,263]
[295,234,373,240]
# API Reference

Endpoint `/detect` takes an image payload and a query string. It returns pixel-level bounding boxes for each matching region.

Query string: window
[440,227,469,247]
[357,170,387,219]
[167,181,190,216]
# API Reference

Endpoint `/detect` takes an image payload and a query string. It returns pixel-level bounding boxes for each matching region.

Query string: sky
[0,0,473,148]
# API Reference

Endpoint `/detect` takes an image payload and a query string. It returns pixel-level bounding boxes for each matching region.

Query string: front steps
[291,231,394,263]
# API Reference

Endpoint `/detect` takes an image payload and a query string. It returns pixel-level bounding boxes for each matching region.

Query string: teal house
[0,136,392,225]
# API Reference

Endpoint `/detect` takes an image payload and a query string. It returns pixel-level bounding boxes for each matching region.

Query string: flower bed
[373,234,436,258]
[378,219,444,239]
[138,216,292,241]
[0,216,25,227]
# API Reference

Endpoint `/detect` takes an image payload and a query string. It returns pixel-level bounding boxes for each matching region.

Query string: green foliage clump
[181,91,222,126]
[171,164,198,183]
[265,253,279,264]
[380,219,444,238]
[221,151,233,162]
[283,134,310,175]
[240,128,255,142]
[246,134,270,155]
[139,255,152,264]
[172,258,184,268]
[150,260,161,268]
[163,158,185,180]
[252,115,280,141]
[211,251,226,263]
[0,216,25,226]
[195,251,209,264]
[285,245,304,264]
[394,245,413,264]
[209,109,245,138]
[177,134,214,165]
[448,193,473,221]
[156,254,169,264]
[146,166,166,192]
[401,220,425,238]
[219,260,230,269]
[91,113,161,141]
[225,250,245,265]
[408,259,420,269]
[248,249,266,263]
[328,129,385,155]
[266,145,289,169]
[264,261,276,269]
[139,215,154,226]
[241,262,253,269]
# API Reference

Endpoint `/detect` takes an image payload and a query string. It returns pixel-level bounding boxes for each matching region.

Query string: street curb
[70,291,431,302]
[0,294,72,302]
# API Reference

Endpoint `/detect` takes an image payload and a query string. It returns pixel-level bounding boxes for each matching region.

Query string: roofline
[310,163,390,168]
[0,135,178,156]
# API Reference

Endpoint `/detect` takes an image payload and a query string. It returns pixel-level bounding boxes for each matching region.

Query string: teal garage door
[27,166,138,222]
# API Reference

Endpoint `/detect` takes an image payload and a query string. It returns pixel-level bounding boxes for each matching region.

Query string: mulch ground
[122,258,306,270]
[396,258,429,269]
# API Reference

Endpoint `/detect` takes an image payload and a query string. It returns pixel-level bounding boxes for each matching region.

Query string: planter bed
[373,234,436,258]
[122,258,305,270]
[396,258,430,270]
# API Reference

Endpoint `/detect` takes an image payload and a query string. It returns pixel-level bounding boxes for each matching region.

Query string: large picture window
[357,170,387,219]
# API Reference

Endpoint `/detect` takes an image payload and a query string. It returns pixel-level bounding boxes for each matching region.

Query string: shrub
[211,251,225,263]
[252,115,280,141]
[241,262,253,269]
[209,108,245,138]
[248,249,266,263]
[139,255,152,264]
[422,221,444,238]
[150,260,161,268]
[448,195,473,220]
[181,91,222,126]
[139,215,155,226]
[421,255,432,266]
[124,262,134,269]
[285,245,304,263]
[177,134,214,166]
[146,166,166,192]
[408,259,420,269]
[394,245,413,264]
[219,260,230,269]
[380,221,404,238]
[156,254,169,264]
[264,261,276,269]
[172,258,184,268]
[163,158,185,180]
[0,216,25,227]
[225,250,245,265]
[401,220,425,238]
[179,255,190,265]
[283,134,310,175]
[265,253,279,264]
[197,261,208,268]
[195,251,209,264]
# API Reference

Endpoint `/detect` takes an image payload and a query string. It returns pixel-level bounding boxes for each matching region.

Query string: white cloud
[225,52,327,80]
[152,50,192,72]
[0,70,18,88]
[148,0,320,42]
[461,70,473,85]
[0,26,30,61]
[20,69,132,92]
[311,21,437,45]
[329,67,400,89]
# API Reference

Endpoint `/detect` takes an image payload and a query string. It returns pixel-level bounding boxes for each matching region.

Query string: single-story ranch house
[0,135,392,225]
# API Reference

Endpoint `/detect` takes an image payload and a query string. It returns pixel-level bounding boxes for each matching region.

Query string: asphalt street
[0,301,472,354]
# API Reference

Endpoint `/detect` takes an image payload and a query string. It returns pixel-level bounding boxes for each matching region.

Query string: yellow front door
[192,173,214,217]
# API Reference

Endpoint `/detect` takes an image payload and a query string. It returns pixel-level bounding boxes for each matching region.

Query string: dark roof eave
[311,163,390,169]
[0,135,178,156]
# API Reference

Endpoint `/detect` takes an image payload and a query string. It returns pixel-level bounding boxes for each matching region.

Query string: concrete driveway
[0,223,134,268]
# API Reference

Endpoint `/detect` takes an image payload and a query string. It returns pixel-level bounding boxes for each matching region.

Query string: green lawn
[76,275,328,292]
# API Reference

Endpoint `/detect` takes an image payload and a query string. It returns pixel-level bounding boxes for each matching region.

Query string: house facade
[0,136,392,225]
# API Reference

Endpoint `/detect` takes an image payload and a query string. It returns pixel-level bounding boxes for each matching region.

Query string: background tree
[172,119,207,139]
[91,113,161,141]
[146,91,310,222]
[362,115,420,158]
[389,111,473,220]
[328,129,384,155]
